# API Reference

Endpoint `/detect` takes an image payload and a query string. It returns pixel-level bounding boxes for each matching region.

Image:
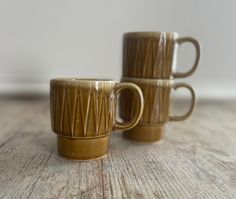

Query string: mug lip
[51,78,116,84]
[122,77,174,86]
[124,31,179,38]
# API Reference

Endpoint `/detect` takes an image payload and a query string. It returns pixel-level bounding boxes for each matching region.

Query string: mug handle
[173,37,200,78]
[114,82,144,131]
[169,83,195,121]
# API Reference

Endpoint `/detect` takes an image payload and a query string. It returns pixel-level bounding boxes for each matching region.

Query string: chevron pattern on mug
[50,79,115,138]
[123,32,200,79]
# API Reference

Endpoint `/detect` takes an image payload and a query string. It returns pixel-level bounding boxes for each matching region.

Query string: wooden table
[0,98,236,199]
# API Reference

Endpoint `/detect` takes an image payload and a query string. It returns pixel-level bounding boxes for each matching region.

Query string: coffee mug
[120,77,195,141]
[123,32,200,79]
[50,78,144,160]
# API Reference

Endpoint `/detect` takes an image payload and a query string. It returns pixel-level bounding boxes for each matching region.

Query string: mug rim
[124,31,179,38]
[122,77,174,86]
[51,78,116,84]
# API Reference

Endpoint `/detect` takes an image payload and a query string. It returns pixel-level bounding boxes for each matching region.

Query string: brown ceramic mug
[123,32,200,79]
[50,78,144,160]
[120,77,195,141]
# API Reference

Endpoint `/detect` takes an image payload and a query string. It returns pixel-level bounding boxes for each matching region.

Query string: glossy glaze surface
[123,32,200,79]
[50,79,116,138]
[50,78,144,159]
[120,77,195,141]
[120,78,172,125]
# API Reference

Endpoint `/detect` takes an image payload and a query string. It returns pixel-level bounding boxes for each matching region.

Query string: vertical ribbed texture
[123,32,175,79]
[50,82,115,137]
[120,81,171,125]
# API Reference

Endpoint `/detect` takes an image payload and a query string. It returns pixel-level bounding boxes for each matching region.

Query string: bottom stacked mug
[50,78,144,160]
[120,77,195,142]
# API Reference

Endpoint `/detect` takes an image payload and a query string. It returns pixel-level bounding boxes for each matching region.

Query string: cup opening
[124,31,179,38]
[51,78,115,83]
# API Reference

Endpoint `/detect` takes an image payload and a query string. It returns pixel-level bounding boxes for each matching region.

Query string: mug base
[123,124,165,142]
[57,135,109,160]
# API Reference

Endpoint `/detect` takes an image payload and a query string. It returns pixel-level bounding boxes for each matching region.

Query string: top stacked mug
[122,32,200,79]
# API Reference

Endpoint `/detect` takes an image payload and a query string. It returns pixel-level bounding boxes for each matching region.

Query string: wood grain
[0,99,236,198]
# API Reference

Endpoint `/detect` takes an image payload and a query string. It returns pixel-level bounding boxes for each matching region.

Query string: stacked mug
[49,31,201,160]
[120,32,200,141]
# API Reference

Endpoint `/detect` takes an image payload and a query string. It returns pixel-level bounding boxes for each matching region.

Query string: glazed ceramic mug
[120,77,195,141]
[123,32,200,79]
[50,78,144,160]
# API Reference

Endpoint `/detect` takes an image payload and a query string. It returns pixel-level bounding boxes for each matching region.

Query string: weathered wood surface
[0,98,236,199]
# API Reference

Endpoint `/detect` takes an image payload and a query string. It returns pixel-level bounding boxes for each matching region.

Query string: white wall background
[0,0,235,98]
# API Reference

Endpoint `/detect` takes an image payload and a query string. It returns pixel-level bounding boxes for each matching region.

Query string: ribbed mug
[50,78,144,160]
[123,32,200,79]
[120,77,195,141]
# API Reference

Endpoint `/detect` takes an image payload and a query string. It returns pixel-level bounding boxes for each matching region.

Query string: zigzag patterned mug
[120,77,195,141]
[123,32,200,79]
[50,78,144,160]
